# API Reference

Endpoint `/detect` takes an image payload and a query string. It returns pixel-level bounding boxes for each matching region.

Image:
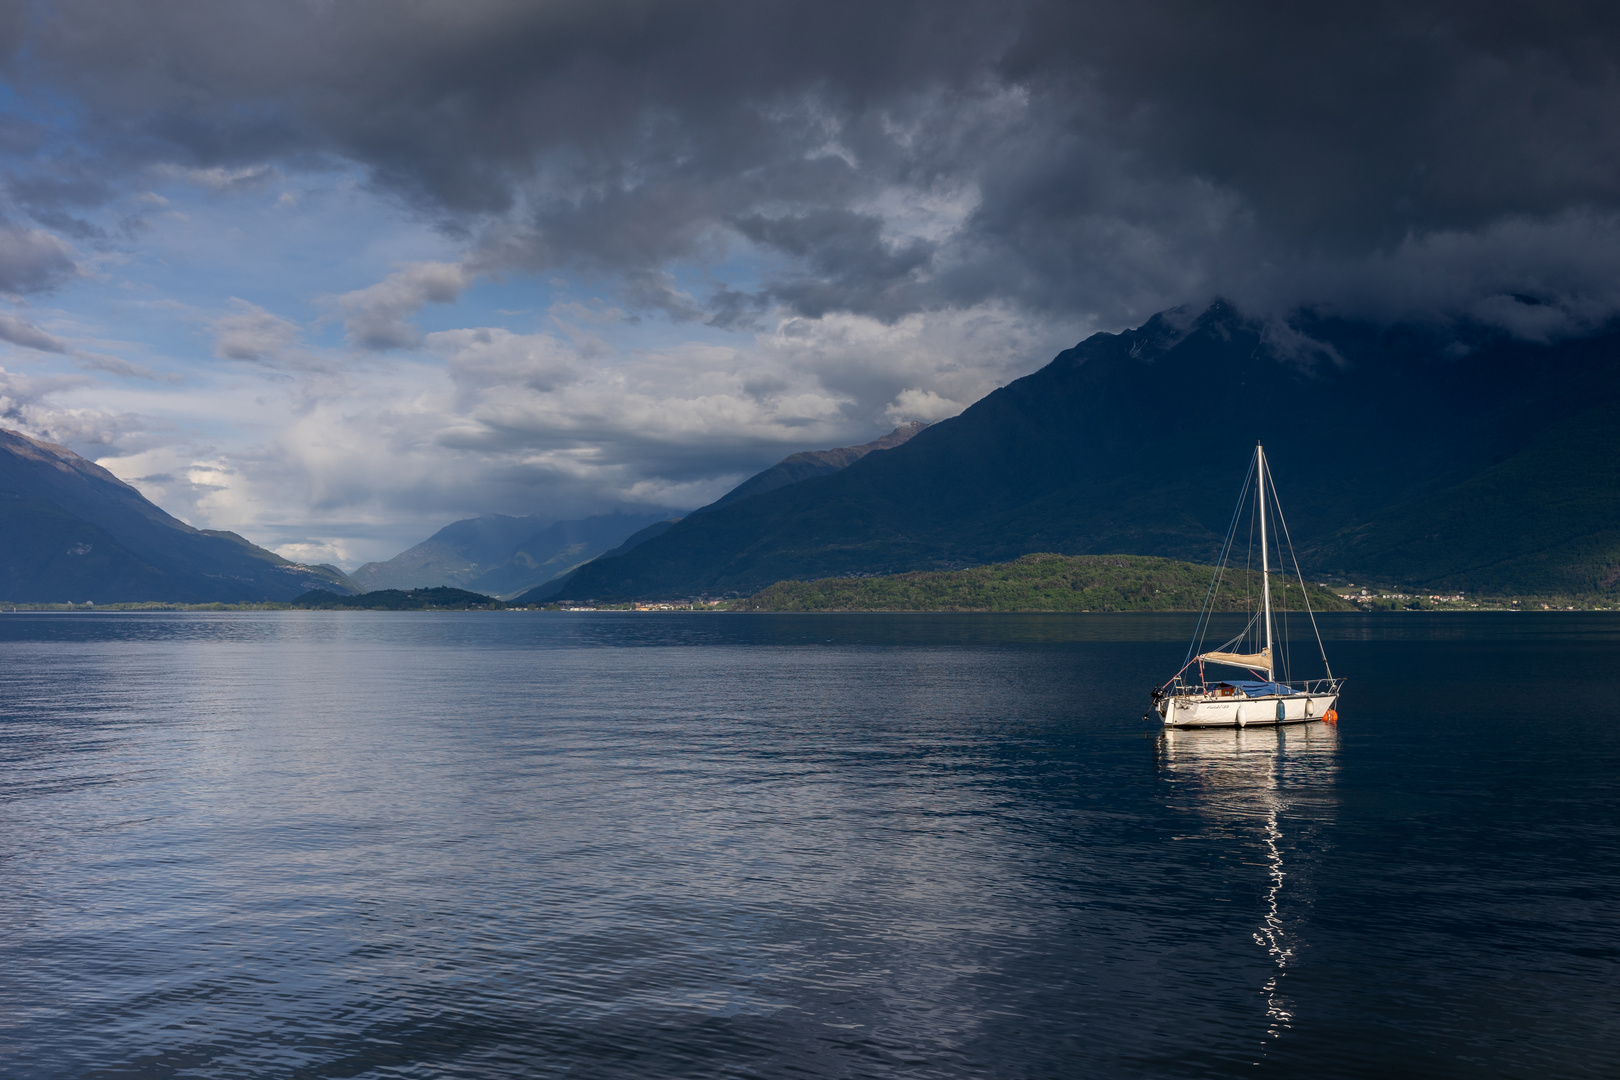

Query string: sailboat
[1150,443,1343,728]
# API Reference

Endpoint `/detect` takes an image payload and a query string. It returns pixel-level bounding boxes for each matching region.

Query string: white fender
[1236,703,1247,727]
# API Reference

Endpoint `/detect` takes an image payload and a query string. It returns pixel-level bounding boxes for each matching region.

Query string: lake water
[0,611,1615,1078]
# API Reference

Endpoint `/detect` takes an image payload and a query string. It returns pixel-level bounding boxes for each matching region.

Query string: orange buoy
[1323,709,1338,725]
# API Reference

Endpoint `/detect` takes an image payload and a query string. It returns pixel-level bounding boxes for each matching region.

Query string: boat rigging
[1149,443,1344,728]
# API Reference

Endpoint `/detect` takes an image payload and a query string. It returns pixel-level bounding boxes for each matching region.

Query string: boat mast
[1258,442,1273,668]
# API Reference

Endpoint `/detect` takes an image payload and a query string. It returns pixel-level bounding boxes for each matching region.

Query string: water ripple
[0,613,1615,1078]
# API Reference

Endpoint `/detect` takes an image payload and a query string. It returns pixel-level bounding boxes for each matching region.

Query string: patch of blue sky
[128,173,453,312]
[0,78,79,142]
[414,272,558,338]
[32,170,454,371]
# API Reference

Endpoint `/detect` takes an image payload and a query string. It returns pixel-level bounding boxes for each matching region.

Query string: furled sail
[1199,646,1272,673]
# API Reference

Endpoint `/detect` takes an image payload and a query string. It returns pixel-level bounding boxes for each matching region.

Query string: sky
[0,1,1618,567]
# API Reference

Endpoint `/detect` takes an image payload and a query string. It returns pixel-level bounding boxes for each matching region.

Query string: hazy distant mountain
[509,517,682,604]
[512,424,930,604]
[0,427,357,602]
[350,513,548,591]
[556,301,1620,600]
[352,511,676,597]
[695,422,929,513]
[465,514,680,597]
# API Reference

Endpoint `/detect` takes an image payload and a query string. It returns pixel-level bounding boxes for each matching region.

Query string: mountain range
[550,301,1620,601]
[0,418,930,604]
[349,511,675,597]
[0,427,355,602]
[8,301,1618,605]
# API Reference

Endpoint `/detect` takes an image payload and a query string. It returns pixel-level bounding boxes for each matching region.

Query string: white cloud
[885,388,963,423]
[54,291,1080,567]
[212,299,304,363]
[0,365,145,451]
[431,326,581,398]
[334,261,471,349]
[273,540,350,566]
[856,180,982,250]
[152,164,279,193]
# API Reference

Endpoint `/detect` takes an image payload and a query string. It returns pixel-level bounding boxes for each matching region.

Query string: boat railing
[1163,676,1343,699]
[1287,677,1344,695]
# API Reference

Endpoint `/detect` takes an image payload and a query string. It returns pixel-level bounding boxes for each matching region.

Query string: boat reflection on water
[1157,721,1340,1052]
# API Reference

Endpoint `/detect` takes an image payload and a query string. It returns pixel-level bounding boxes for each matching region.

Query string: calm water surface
[0,611,1615,1078]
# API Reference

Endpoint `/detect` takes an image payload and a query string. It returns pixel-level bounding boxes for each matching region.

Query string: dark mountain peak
[1124,303,1206,358]
[1196,296,1246,328]
[1063,299,1257,372]
[1143,298,1261,353]
[0,427,128,486]
[0,426,194,531]
[0,425,356,601]
[1080,299,1358,385]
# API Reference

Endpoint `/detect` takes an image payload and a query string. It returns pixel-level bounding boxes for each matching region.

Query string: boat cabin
[1211,680,1297,699]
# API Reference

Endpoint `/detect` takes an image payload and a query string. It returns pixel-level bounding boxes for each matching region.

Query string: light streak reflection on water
[1158,722,1340,1061]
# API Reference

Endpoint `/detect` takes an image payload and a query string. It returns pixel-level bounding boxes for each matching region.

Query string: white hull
[1160,692,1338,728]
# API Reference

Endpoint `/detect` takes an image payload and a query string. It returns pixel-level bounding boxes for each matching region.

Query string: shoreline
[2,603,1617,614]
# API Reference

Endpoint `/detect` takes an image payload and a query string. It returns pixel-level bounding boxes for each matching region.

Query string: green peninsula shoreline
[2,555,1616,612]
[731,555,1619,612]
[729,554,1354,613]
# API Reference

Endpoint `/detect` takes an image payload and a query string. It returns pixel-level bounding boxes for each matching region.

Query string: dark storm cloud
[1019,2,1620,239]
[733,209,936,320]
[9,0,1620,331]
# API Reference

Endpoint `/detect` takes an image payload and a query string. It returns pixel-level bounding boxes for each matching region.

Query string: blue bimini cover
[1217,680,1297,697]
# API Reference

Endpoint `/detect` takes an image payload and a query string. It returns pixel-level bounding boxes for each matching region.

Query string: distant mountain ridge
[554,301,1620,600]
[698,421,929,512]
[352,511,675,597]
[350,514,546,591]
[0,427,356,602]
[510,422,932,604]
